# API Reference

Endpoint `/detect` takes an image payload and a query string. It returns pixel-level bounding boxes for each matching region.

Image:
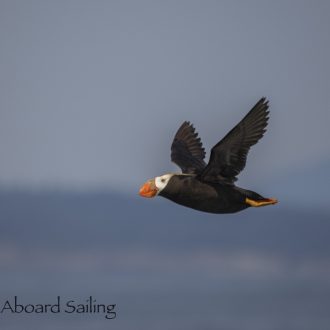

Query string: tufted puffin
[139,97,278,214]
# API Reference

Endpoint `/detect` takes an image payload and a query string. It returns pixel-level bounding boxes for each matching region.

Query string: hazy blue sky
[0,0,329,195]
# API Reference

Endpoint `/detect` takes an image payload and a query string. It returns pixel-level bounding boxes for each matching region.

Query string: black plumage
[170,121,206,174]
[140,97,277,214]
[200,98,269,184]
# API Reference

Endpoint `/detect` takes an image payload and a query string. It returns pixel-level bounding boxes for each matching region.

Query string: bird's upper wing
[171,121,206,174]
[200,97,270,184]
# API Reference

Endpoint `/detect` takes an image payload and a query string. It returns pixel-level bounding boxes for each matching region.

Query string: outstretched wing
[171,121,206,174]
[200,97,270,184]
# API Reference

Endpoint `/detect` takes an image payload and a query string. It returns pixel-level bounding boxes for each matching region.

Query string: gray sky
[0,0,329,196]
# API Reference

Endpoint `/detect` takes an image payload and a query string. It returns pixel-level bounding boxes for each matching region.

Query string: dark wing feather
[171,121,206,174]
[200,97,270,184]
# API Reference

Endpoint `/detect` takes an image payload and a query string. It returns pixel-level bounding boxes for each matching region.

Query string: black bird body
[159,174,261,214]
[139,97,277,214]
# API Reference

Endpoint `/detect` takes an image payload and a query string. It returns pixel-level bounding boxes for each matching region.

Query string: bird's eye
[161,178,165,183]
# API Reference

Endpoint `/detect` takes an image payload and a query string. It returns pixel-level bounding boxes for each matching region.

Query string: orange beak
[139,179,158,198]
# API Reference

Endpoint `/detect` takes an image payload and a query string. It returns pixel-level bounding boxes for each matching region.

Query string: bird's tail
[241,189,278,207]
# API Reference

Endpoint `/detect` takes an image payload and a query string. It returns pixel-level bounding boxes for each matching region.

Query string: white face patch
[154,173,174,194]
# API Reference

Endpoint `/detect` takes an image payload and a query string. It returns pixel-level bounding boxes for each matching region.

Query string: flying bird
[139,97,278,214]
